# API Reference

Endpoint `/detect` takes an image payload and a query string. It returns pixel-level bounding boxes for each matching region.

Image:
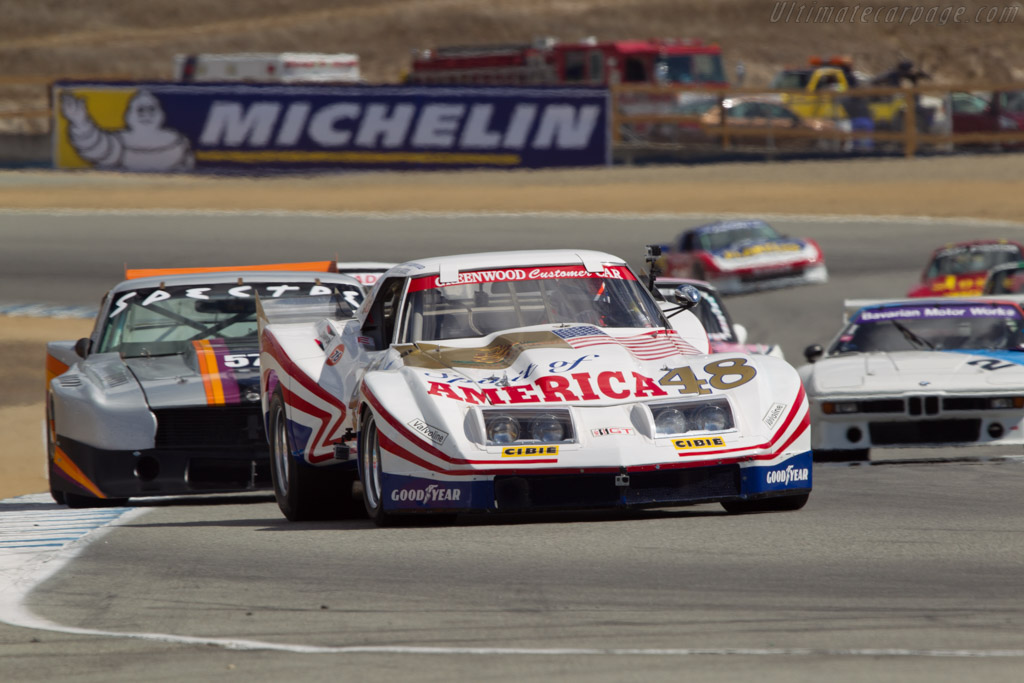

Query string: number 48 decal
[659,358,757,395]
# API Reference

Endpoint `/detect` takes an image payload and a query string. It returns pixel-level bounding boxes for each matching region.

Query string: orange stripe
[46,354,69,385]
[193,340,225,405]
[53,445,107,499]
[125,261,336,279]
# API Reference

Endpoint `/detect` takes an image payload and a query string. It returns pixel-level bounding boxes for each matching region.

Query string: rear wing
[844,296,1024,323]
[256,289,356,331]
[126,260,338,280]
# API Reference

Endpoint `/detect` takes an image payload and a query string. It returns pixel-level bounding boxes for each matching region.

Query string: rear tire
[721,493,809,514]
[269,390,356,521]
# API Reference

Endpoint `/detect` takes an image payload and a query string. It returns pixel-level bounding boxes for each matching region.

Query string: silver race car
[45,262,364,507]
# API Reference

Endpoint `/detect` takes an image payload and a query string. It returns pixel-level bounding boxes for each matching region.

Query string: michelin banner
[52,81,610,172]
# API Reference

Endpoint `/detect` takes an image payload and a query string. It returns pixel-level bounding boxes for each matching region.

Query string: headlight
[654,408,688,436]
[651,400,734,437]
[483,409,574,446]
[530,414,565,442]
[486,416,520,444]
[990,397,1024,409]
[823,401,859,414]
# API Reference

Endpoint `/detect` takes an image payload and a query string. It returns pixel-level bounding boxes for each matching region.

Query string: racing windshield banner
[407,265,636,292]
[52,81,611,172]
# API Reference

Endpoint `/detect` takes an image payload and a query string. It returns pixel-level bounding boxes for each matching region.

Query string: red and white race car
[658,219,827,295]
[258,249,812,525]
[907,240,1024,298]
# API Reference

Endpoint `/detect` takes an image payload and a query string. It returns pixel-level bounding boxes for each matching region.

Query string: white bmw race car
[799,297,1024,461]
[259,249,812,525]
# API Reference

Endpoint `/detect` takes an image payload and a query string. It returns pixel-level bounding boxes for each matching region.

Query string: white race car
[799,297,1024,461]
[259,249,812,524]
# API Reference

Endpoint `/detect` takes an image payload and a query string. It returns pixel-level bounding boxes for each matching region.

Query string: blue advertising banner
[52,81,610,172]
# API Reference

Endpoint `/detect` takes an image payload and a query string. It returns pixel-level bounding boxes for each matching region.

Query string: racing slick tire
[359,411,399,527]
[721,493,810,514]
[813,449,870,463]
[268,391,358,522]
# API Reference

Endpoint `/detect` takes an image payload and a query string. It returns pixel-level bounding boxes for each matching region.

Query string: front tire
[359,412,396,527]
[269,390,356,521]
[721,493,809,514]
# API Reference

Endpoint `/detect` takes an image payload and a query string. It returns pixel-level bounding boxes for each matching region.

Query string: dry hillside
[1,0,1022,132]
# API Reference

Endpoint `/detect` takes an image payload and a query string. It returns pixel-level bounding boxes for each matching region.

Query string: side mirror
[74,337,92,358]
[673,285,701,312]
[733,322,749,345]
[803,344,824,363]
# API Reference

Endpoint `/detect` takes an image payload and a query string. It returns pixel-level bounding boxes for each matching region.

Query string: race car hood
[395,327,726,406]
[803,349,1024,395]
[125,338,262,409]
[707,238,818,272]
[907,273,987,298]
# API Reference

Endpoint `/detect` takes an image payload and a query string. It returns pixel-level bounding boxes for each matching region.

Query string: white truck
[174,53,361,84]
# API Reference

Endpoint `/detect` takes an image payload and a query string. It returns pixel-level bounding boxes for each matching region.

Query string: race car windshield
[927,245,1022,277]
[97,282,363,357]
[830,304,1024,354]
[986,267,1024,294]
[403,266,666,342]
[698,221,780,252]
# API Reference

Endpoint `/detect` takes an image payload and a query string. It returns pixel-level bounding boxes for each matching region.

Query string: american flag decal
[552,326,700,359]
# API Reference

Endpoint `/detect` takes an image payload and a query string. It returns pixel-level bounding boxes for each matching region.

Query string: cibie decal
[765,465,810,485]
[592,427,634,437]
[762,402,787,428]
[408,418,449,445]
[673,436,725,451]
[501,445,559,457]
[325,343,345,366]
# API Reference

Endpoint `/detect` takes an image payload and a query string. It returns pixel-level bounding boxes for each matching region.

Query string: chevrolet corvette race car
[46,262,364,508]
[655,277,785,359]
[258,249,812,525]
[799,297,1024,461]
[658,219,827,295]
[907,240,1024,298]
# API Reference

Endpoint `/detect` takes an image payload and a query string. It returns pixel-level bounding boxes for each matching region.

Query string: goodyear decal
[673,436,726,451]
[53,82,610,171]
[741,452,813,496]
[502,445,559,458]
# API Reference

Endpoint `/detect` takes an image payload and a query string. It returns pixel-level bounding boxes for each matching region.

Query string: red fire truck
[405,36,727,87]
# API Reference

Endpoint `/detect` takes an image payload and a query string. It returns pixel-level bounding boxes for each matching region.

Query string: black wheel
[359,411,397,527]
[813,449,869,463]
[268,390,356,521]
[721,493,809,514]
[64,491,129,508]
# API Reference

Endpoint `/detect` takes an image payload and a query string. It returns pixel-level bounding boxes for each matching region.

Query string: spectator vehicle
[258,249,812,525]
[661,96,839,150]
[45,262,365,508]
[654,277,785,359]
[658,219,827,294]
[799,297,1024,461]
[907,240,1024,298]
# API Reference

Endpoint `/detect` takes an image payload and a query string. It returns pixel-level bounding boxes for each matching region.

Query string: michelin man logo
[60,90,195,172]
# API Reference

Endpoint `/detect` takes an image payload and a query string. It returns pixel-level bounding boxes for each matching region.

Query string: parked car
[800,297,1024,461]
[951,90,1024,145]
[907,240,1024,298]
[658,219,827,295]
[665,96,840,150]
[259,249,812,524]
[46,261,365,508]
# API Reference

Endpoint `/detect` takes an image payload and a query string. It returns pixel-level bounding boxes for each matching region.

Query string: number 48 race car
[258,249,812,525]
